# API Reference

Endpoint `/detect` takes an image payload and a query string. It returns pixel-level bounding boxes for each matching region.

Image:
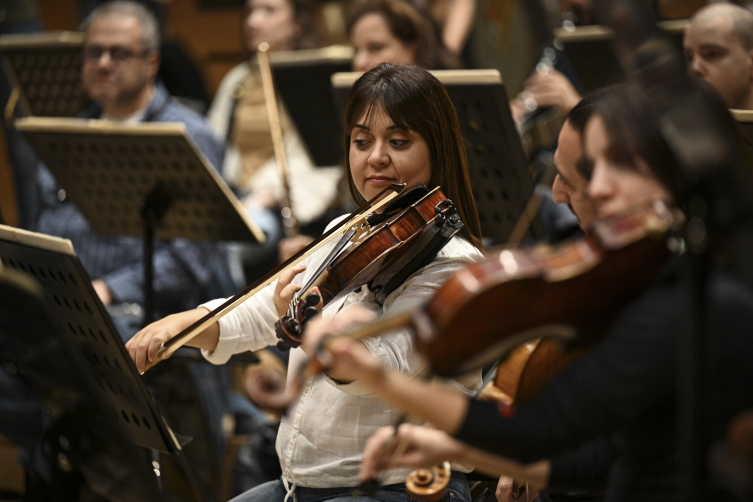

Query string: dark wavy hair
[584,83,684,196]
[347,0,460,70]
[343,63,482,248]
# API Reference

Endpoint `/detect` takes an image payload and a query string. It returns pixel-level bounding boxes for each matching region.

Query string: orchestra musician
[348,0,460,72]
[550,91,600,232]
[33,0,223,319]
[684,2,753,111]
[126,63,483,502]
[303,82,753,502]
[208,0,342,280]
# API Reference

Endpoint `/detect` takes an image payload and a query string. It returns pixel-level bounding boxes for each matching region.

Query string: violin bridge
[350,220,372,241]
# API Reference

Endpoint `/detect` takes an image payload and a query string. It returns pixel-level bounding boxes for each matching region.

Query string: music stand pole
[140,183,172,326]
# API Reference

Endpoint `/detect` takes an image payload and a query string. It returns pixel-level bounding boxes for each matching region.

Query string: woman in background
[209,0,343,283]
[348,0,460,72]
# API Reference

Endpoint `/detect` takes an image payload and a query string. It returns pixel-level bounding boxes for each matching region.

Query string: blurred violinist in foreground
[303,82,753,502]
[127,63,483,502]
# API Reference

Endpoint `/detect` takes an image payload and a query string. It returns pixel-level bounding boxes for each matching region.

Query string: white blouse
[200,217,484,488]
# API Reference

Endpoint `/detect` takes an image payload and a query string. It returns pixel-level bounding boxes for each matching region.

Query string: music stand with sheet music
[0,225,202,501]
[332,69,544,243]
[270,46,353,167]
[552,20,688,94]
[15,117,265,325]
[0,31,88,118]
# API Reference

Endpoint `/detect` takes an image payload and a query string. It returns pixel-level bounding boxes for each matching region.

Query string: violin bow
[257,42,298,236]
[141,183,406,372]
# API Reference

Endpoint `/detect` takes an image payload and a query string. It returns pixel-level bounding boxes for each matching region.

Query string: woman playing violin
[126,63,482,502]
[307,82,753,502]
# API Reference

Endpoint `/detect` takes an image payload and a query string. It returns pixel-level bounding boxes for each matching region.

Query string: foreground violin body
[259,202,682,410]
[415,201,681,377]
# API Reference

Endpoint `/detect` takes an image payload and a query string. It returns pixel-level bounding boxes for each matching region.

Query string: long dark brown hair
[347,0,460,70]
[587,83,684,196]
[343,63,482,248]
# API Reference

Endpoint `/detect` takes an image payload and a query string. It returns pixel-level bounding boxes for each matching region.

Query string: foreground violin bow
[141,183,406,372]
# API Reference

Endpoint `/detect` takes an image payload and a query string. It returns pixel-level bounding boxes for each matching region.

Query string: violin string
[295,228,356,304]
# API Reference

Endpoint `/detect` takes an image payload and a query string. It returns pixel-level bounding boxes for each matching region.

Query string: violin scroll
[405,461,452,501]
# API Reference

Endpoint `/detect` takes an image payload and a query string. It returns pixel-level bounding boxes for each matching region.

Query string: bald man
[684,3,753,110]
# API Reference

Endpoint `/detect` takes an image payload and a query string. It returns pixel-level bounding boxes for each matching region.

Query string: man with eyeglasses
[32,0,225,328]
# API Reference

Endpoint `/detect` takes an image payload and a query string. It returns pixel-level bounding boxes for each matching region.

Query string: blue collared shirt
[33,82,226,311]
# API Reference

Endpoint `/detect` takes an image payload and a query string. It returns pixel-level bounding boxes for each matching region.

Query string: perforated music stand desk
[552,20,688,94]
[270,45,353,167]
[332,69,544,243]
[0,31,88,117]
[0,266,166,502]
[0,226,188,450]
[15,117,265,323]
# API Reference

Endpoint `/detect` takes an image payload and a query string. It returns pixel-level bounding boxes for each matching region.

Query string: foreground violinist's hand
[302,306,379,383]
[125,308,215,373]
[360,424,464,481]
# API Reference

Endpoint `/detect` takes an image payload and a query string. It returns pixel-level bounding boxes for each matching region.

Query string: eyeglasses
[83,45,149,63]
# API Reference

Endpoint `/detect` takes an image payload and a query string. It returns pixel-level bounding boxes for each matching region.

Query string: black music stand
[0,31,88,118]
[15,117,265,325]
[552,20,687,94]
[0,226,200,501]
[332,70,544,243]
[271,46,353,167]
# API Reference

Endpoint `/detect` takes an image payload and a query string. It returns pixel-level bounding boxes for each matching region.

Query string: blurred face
[350,13,417,72]
[349,107,431,202]
[584,116,672,219]
[82,14,158,110]
[552,121,597,229]
[684,13,753,109]
[244,0,299,53]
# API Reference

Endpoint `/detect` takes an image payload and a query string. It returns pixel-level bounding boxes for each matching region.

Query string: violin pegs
[303,306,320,322]
[276,339,291,351]
[284,317,301,334]
[304,292,321,307]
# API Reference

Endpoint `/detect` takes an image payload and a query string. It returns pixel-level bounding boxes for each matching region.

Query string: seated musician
[33,0,223,318]
[208,0,343,278]
[127,63,484,502]
[684,3,753,110]
[306,82,753,501]
[348,0,460,72]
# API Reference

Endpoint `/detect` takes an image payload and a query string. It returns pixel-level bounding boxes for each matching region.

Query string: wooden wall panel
[0,132,14,227]
[166,0,245,97]
[37,0,79,31]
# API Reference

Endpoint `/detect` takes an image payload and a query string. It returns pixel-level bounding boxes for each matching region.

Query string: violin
[274,185,463,350]
[141,183,408,372]
[249,201,682,501]
[413,201,681,377]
